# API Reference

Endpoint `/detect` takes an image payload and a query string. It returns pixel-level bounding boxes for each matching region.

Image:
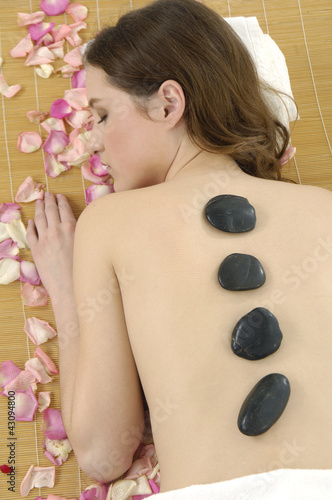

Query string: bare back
[106,157,332,492]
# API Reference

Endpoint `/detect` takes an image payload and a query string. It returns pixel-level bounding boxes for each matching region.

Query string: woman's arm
[27,193,79,431]
[27,193,144,483]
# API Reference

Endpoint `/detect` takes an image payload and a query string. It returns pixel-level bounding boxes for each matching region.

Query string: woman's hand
[26,192,77,306]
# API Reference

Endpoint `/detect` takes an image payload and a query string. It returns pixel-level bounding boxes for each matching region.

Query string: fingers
[32,192,75,238]
[44,191,60,226]
[33,198,47,234]
[56,194,76,224]
[26,219,38,247]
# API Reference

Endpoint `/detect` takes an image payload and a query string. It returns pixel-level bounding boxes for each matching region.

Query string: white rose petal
[0,258,21,284]
[0,222,11,243]
[6,219,29,249]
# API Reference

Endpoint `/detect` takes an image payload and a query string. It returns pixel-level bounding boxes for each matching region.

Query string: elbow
[75,446,134,483]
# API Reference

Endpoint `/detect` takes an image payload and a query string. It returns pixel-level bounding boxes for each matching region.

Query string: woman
[27,0,332,496]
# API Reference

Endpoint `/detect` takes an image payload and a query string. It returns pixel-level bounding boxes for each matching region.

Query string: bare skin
[27,69,332,491]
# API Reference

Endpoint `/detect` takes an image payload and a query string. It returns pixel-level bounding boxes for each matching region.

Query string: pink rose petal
[125,445,158,480]
[20,465,55,497]
[72,68,86,88]
[10,34,34,58]
[51,24,72,43]
[280,146,296,166]
[81,162,109,184]
[66,3,88,22]
[27,110,48,124]
[57,134,90,166]
[34,346,59,375]
[40,0,70,16]
[25,46,55,66]
[65,21,87,47]
[37,391,52,412]
[0,239,19,260]
[47,40,65,59]
[0,258,21,284]
[44,437,72,465]
[41,117,67,134]
[89,156,110,177]
[79,484,108,500]
[41,408,67,440]
[15,176,45,203]
[63,46,82,67]
[24,317,56,345]
[19,261,41,286]
[14,386,39,421]
[17,132,42,153]
[56,64,79,77]
[29,22,55,42]
[64,88,88,110]
[21,284,49,307]
[25,358,52,384]
[148,478,160,494]
[65,109,91,129]
[85,183,114,204]
[45,155,71,178]
[0,361,22,389]
[50,99,72,119]
[2,369,36,396]
[0,203,21,223]
[39,33,54,46]
[0,74,21,98]
[43,130,70,155]
[17,11,45,27]
[46,496,77,500]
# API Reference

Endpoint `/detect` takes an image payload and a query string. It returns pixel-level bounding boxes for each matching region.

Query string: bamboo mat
[0,0,331,498]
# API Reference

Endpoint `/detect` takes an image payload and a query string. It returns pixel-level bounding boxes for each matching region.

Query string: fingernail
[45,191,50,197]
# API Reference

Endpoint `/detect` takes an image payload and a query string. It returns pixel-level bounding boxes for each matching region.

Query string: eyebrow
[88,98,104,108]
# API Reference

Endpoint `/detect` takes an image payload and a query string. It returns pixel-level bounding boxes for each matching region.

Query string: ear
[157,80,185,127]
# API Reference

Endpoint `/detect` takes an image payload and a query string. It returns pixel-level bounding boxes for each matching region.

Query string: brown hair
[84,0,296,181]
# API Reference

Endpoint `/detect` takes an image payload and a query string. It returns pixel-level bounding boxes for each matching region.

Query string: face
[86,66,176,192]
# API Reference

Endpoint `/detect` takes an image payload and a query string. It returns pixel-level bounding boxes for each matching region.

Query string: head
[84,0,294,190]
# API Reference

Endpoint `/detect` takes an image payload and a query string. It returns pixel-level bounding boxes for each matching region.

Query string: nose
[87,124,105,156]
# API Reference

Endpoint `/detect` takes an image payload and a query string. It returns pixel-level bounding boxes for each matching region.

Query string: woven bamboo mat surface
[0,0,331,498]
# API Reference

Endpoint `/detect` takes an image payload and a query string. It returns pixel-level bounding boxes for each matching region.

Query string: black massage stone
[231,307,283,360]
[205,195,256,233]
[218,253,266,291]
[238,373,290,436]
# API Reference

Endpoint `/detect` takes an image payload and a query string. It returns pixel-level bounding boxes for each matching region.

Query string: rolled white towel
[225,16,298,129]
[154,468,332,499]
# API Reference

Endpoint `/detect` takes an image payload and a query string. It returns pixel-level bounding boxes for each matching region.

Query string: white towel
[225,16,298,129]
[154,469,332,499]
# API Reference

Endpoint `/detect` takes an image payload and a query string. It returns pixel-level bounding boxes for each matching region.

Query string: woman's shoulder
[77,183,168,234]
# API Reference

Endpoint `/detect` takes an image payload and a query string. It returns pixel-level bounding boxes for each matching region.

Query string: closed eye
[98,115,107,124]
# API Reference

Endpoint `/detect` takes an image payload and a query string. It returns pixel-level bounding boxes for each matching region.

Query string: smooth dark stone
[238,373,290,436]
[231,307,283,360]
[205,195,256,233]
[218,253,266,291]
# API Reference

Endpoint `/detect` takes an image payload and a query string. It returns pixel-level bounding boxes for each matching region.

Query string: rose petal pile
[0,344,58,421]
[10,2,115,200]
[0,203,44,286]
